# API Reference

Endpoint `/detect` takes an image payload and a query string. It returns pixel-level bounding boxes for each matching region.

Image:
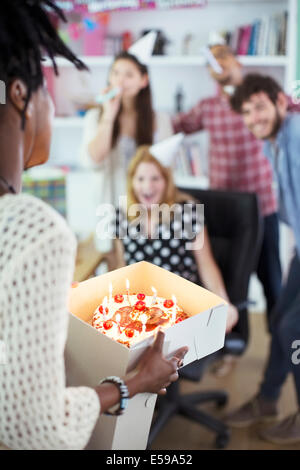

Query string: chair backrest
[178,188,263,351]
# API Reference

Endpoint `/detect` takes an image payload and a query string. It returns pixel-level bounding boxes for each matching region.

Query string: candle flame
[103,296,108,307]
[172,295,177,304]
[126,279,130,289]
[151,286,157,294]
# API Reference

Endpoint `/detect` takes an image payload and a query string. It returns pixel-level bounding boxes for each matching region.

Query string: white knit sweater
[0,194,100,450]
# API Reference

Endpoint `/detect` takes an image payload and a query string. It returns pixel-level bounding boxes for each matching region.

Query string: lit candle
[109,282,113,303]
[102,296,108,321]
[116,313,121,332]
[151,286,157,306]
[140,313,148,335]
[126,279,131,305]
[172,295,177,324]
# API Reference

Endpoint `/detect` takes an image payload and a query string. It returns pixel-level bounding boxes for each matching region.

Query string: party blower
[202,46,223,74]
[95,87,121,105]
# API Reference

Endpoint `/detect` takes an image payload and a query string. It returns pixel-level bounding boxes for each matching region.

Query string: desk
[73,236,108,282]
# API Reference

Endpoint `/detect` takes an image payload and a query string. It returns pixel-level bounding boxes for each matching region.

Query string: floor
[150,312,300,450]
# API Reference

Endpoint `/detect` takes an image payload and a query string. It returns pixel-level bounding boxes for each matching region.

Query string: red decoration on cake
[125,328,134,338]
[135,300,146,311]
[114,294,124,303]
[103,320,114,330]
[163,299,174,308]
[137,293,146,300]
[99,305,109,314]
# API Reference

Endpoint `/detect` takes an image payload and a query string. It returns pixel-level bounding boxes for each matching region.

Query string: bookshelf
[48,0,297,177]
[45,55,289,69]
[51,51,291,130]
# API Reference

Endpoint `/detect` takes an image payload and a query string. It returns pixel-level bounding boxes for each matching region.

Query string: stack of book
[174,141,206,177]
[221,11,288,56]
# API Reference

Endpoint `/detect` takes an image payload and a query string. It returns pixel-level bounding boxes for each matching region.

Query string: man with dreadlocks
[0,0,187,450]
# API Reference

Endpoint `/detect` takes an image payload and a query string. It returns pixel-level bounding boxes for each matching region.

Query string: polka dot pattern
[114,202,203,283]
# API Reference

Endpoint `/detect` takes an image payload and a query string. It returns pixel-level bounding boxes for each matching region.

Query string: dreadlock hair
[109,51,154,148]
[0,0,88,128]
[230,73,283,114]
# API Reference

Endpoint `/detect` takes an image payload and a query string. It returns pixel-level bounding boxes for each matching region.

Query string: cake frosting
[92,293,189,347]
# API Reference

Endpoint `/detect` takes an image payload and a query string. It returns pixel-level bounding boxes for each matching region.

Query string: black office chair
[148,188,263,449]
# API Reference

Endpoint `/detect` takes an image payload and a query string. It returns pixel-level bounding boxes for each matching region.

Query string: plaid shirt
[173,91,278,216]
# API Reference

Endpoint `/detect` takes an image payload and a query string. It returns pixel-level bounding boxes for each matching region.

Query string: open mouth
[141,193,156,202]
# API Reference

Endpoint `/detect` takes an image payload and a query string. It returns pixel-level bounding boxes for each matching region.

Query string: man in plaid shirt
[172,45,283,336]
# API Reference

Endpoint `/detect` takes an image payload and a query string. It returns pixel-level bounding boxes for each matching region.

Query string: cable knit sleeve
[0,194,100,450]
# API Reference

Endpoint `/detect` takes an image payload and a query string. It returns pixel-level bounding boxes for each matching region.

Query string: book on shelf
[174,141,205,178]
[237,25,252,56]
[222,10,288,56]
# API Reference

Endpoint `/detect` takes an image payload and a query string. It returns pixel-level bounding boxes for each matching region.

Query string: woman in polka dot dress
[113,146,238,332]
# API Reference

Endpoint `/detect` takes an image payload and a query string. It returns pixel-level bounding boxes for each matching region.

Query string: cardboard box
[65,261,228,450]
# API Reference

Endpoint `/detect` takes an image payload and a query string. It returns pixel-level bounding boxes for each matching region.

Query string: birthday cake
[92,292,189,348]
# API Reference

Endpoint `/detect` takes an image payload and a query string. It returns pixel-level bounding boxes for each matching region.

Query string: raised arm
[172,100,205,135]
[87,87,122,164]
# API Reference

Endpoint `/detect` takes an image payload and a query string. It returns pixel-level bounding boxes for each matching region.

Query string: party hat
[128,31,157,65]
[207,31,226,46]
[149,133,185,168]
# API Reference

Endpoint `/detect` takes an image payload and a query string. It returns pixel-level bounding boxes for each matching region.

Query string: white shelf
[44,55,289,68]
[175,175,209,189]
[238,56,289,66]
[54,117,84,128]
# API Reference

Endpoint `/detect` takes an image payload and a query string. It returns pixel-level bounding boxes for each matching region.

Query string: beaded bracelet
[98,376,129,416]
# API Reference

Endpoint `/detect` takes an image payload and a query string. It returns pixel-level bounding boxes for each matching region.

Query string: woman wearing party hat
[110,134,238,334]
[80,32,173,214]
